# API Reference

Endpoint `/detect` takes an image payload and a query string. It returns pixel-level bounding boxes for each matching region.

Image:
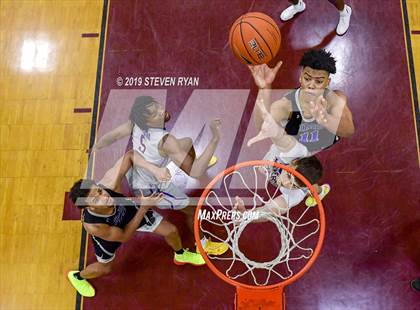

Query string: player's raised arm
[99,150,171,192]
[90,121,133,153]
[248,60,283,90]
[249,61,283,132]
[161,119,221,179]
[98,150,134,192]
[247,99,297,152]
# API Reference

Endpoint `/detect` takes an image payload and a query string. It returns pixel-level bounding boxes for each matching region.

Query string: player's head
[130,96,171,130]
[69,179,114,209]
[299,49,336,90]
[278,156,323,189]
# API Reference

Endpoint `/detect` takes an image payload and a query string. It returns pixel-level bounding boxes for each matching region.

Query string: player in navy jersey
[248,49,355,206]
[66,151,206,298]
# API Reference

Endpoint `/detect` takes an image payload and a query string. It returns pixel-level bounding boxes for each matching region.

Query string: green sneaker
[67,271,95,297]
[173,249,206,266]
[305,184,330,207]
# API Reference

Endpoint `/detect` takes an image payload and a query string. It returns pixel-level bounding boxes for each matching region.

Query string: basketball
[229,12,281,65]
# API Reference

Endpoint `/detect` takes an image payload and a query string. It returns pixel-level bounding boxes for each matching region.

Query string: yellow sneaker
[208,155,218,168]
[173,249,206,266]
[305,184,330,207]
[67,271,95,297]
[198,238,229,256]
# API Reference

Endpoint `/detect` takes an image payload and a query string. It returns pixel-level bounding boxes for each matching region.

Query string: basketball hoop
[194,160,326,309]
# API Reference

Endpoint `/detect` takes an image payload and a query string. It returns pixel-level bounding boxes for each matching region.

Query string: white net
[198,163,322,286]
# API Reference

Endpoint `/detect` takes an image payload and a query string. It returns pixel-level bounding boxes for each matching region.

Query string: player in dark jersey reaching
[67,151,205,298]
[249,49,355,206]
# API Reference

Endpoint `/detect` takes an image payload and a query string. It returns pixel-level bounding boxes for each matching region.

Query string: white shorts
[263,142,310,209]
[136,209,163,232]
[263,141,309,164]
[279,186,308,209]
[126,167,190,210]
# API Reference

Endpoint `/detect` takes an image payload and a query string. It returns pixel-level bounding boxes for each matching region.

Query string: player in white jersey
[234,98,325,215]
[91,96,227,255]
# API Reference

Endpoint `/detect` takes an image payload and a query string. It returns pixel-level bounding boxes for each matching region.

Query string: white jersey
[130,124,170,186]
[126,124,190,210]
[263,142,310,208]
[132,124,170,166]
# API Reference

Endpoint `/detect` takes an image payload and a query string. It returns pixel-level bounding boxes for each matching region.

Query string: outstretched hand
[248,60,283,89]
[310,95,328,124]
[209,118,222,141]
[247,99,283,147]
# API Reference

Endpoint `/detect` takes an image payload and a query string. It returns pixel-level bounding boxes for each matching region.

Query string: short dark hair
[129,96,155,130]
[300,49,336,74]
[294,156,323,187]
[69,179,97,209]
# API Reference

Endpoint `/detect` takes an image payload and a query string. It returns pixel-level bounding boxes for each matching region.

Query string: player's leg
[79,261,113,279]
[179,205,229,256]
[153,219,182,251]
[280,0,306,22]
[67,239,118,297]
[151,182,228,256]
[179,204,229,256]
[67,262,112,298]
[138,212,205,266]
[329,0,352,35]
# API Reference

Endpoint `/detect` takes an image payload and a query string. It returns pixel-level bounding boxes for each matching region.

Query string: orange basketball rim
[194,160,326,310]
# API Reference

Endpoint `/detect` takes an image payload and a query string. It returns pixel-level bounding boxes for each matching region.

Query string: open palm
[248,60,283,89]
[247,99,283,146]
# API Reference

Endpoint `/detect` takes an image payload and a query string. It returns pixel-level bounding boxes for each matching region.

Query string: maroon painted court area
[82,1,420,309]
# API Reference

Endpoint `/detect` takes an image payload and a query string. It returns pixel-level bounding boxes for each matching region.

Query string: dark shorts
[91,209,162,263]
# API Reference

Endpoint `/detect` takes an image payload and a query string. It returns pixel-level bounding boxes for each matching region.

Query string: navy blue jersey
[82,186,156,253]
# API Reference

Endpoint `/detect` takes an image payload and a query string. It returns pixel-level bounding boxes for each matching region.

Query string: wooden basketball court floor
[1,0,419,309]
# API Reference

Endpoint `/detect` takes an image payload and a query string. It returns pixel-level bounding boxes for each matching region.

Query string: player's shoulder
[324,90,348,114]
[328,89,348,102]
